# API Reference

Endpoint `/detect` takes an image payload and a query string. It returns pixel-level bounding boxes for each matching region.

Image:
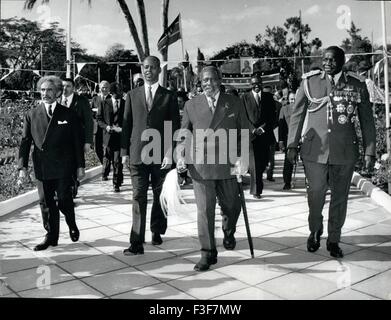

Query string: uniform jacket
[120,85,180,165]
[287,70,376,165]
[18,103,85,180]
[180,93,250,180]
[97,98,125,149]
[69,93,94,144]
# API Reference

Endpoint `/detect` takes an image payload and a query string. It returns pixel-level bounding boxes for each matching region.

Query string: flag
[157,14,182,52]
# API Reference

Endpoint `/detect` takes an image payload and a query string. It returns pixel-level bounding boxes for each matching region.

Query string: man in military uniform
[287,46,376,258]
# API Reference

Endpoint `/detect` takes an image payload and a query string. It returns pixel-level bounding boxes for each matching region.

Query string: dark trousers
[94,126,104,164]
[102,145,123,186]
[266,142,276,179]
[303,160,355,243]
[283,150,294,184]
[36,178,77,241]
[129,164,168,244]
[249,139,270,195]
[192,178,241,257]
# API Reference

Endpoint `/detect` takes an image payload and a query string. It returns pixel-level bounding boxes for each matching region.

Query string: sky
[1,0,391,65]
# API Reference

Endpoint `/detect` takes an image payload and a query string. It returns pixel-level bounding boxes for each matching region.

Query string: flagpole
[381,1,391,194]
[66,0,72,78]
[178,13,187,91]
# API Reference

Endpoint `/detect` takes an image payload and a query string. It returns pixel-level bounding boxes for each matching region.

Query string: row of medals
[330,89,361,125]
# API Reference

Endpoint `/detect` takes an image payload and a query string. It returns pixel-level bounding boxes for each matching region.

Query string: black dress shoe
[102,176,108,181]
[223,234,236,250]
[34,238,58,251]
[123,243,144,255]
[253,194,262,199]
[113,185,120,193]
[69,227,80,242]
[152,233,163,245]
[307,229,323,253]
[194,253,218,272]
[327,240,344,258]
[283,183,291,190]
[267,177,275,182]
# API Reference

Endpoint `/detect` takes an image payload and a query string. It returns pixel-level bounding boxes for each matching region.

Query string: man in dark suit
[241,75,277,199]
[177,66,250,271]
[61,78,93,197]
[121,56,180,255]
[97,82,125,192]
[18,76,85,251]
[91,80,111,165]
[278,92,296,190]
[287,46,376,258]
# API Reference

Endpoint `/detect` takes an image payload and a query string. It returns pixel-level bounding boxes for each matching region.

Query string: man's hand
[161,157,171,170]
[122,155,130,166]
[77,167,85,180]
[176,158,187,173]
[106,125,112,133]
[278,141,286,152]
[232,158,248,177]
[83,143,91,153]
[112,126,122,133]
[287,148,298,164]
[17,168,27,186]
[253,126,265,136]
[364,155,375,172]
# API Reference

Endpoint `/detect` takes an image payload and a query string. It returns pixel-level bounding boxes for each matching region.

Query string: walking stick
[237,175,254,258]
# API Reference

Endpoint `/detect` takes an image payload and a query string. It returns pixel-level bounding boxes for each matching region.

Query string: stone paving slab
[1,153,391,300]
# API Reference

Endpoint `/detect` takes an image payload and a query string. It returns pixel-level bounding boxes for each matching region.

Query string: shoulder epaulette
[301,69,321,79]
[347,71,366,82]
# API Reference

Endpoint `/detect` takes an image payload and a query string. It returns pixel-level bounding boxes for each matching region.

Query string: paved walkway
[1,153,391,300]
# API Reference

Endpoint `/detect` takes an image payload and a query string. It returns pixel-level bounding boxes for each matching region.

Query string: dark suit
[91,94,111,163]
[241,91,276,195]
[278,103,294,185]
[97,98,125,186]
[121,85,180,244]
[18,103,84,242]
[180,93,250,258]
[69,93,94,145]
[287,70,376,242]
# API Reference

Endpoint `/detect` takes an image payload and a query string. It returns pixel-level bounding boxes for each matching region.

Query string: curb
[0,165,102,217]
[351,171,391,214]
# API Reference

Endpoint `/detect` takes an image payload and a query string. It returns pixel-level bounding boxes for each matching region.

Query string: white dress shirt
[252,90,262,104]
[205,91,220,109]
[44,101,57,117]
[62,93,74,108]
[144,82,159,100]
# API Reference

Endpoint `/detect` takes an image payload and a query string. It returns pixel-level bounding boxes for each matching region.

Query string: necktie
[146,86,153,111]
[64,98,68,106]
[330,76,335,87]
[255,93,260,106]
[48,104,53,117]
[209,96,216,114]
[113,100,118,113]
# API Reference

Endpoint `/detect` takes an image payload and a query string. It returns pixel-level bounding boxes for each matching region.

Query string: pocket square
[228,113,235,118]
[58,120,68,125]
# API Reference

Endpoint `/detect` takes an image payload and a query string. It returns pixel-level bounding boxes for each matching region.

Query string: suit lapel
[69,94,77,110]
[43,104,61,145]
[149,86,162,112]
[36,103,50,146]
[209,94,227,130]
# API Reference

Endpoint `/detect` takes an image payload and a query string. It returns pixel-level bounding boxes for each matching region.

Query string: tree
[341,21,373,72]
[0,17,84,90]
[24,0,170,64]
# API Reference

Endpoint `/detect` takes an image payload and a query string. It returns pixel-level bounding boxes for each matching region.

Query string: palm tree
[24,0,165,62]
